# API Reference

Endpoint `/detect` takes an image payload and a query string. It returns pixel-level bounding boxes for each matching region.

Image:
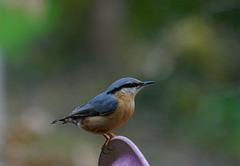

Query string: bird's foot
[101,144,114,154]
[101,133,110,150]
[101,133,115,153]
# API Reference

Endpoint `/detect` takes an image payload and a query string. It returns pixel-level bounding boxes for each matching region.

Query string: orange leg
[101,133,110,150]
[107,132,116,138]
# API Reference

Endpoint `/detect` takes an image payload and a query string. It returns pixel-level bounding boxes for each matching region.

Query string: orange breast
[81,93,135,134]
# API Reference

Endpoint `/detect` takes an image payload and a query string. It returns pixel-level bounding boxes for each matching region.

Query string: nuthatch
[52,77,155,150]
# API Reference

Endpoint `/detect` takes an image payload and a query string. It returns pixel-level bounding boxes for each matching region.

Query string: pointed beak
[141,81,155,87]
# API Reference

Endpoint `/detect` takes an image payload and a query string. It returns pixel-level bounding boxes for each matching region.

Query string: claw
[101,145,113,154]
[101,132,116,153]
[106,144,114,151]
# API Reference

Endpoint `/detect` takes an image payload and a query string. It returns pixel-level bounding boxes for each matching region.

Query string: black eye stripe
[107,82,143,94]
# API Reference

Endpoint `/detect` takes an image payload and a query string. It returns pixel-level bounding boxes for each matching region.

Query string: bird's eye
[107,82,143,94]
[128,83,138,88]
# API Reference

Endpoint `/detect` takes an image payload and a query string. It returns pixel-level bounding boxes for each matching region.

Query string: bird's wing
[88,92,118,115]
[51,93,118,124]
[88,92,119,115]
[51,103,97,124]
[67,93,118,118]
[65,103,99,119]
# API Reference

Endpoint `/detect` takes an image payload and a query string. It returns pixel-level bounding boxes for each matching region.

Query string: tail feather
[51,118,65,124]
[51,119,59,124]
[51,116,81,126]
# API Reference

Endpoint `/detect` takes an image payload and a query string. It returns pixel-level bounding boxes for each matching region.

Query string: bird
[51,77,155,150]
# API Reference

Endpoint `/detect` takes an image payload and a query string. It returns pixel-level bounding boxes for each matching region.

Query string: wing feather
[51,92,118,124]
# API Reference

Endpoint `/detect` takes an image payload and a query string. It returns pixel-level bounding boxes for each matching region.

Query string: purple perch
[99,136,150,166]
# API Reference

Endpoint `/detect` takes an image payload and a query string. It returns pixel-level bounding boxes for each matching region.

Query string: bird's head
[106,77,155,96]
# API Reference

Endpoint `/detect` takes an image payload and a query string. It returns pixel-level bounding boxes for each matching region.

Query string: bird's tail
[51,118,65,124]
[51,117,80,126]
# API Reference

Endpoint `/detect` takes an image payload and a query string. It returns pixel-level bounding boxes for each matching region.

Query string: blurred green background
[0,0,240,165]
